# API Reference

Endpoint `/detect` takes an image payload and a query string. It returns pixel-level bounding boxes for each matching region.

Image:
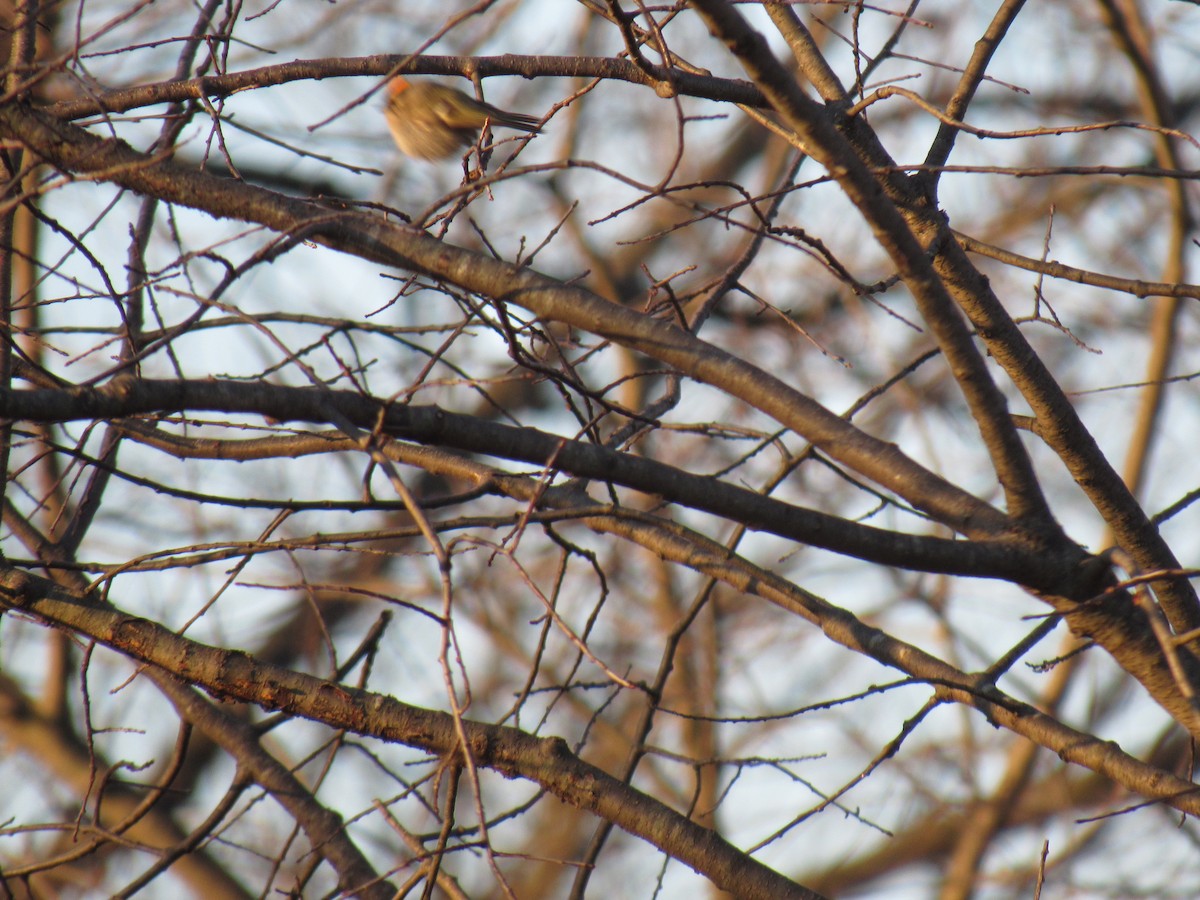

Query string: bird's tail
[484,106,542,134]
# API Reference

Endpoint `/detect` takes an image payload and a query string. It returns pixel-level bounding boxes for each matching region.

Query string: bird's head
[386,76,412,99]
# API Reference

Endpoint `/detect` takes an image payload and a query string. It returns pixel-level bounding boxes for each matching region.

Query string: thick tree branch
[3,543,1198,845]
[0,377,1071,584]
[0,565,823,900]
[0,101,1018,543]
[43,55,765,122]
[693,0,1056,529]
[693,0,1200,633]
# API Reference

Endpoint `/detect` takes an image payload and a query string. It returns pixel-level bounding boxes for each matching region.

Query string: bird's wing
[428,92,486,129]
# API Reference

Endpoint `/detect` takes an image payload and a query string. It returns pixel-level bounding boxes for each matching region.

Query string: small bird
[384,77,542,160]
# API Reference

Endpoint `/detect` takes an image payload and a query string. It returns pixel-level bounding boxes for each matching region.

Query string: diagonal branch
[0,101,1016,544]
[0,377,1070,584]
[0,564,824,900]
[693,0,1055,529]
[691,0,1200,632]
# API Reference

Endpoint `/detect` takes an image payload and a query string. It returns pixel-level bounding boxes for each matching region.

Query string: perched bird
[383,76,542,160]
